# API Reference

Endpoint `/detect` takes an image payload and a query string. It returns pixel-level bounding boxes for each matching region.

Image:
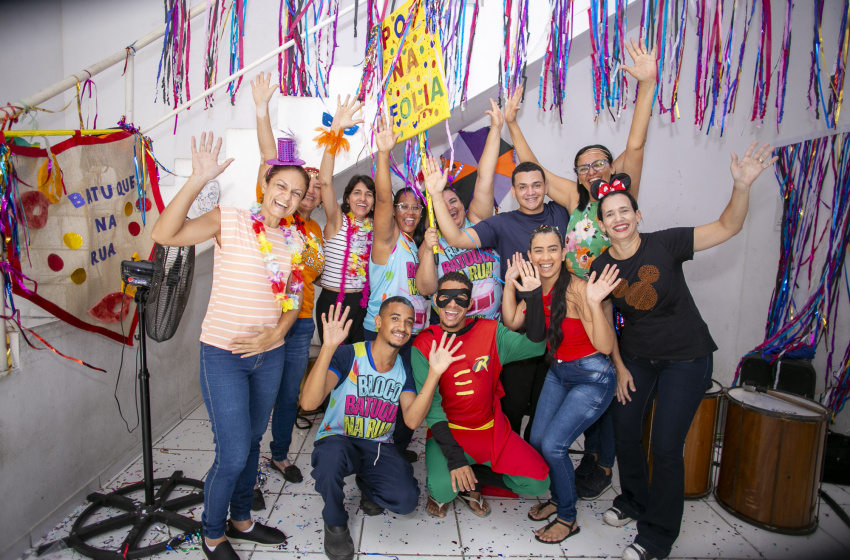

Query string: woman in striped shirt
[151,131,307,560]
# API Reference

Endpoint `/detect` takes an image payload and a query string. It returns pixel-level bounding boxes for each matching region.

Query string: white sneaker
[603,506,634,527]
[622,543,655,560]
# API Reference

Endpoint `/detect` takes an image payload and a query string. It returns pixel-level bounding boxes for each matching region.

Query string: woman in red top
[502,226,620,545]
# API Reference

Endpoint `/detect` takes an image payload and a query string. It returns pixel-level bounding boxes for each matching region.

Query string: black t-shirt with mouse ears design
[591,227,717,361]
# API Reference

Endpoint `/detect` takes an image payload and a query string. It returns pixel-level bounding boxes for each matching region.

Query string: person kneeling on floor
[302,298,464,560]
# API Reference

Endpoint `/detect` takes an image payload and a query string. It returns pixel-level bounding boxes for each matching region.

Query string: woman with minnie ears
[501,226,621,545]
[504,40,657,491]
[151,132,310,559]
[251,72,326,493]
[589,142,777,560]
[315,94,376,344]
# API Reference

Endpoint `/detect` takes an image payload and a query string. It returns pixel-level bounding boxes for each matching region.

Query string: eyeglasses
[574,159,610,175]
[395,203,423,213]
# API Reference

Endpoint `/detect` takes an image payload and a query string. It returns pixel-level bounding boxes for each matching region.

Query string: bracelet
[313,126,350,156]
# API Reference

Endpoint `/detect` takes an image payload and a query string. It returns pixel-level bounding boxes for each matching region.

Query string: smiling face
[298,176,322,214]
[435,279,472,332]
[394,190,423,234]
[346,180,375,221]
[575,149,613,194]
[374,302,414,348]
[442,189,467,228]
[511,170,547,214]
[528,231,567,283]
[262,168,307,221]
[598,192,641,242]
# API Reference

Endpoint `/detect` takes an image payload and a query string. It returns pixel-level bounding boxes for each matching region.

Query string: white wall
[1,1,849,558]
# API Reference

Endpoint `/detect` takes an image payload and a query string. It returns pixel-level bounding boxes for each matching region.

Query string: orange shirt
[283,215,324,319]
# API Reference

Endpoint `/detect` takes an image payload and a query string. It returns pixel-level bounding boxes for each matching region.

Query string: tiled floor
[25,404,850,560]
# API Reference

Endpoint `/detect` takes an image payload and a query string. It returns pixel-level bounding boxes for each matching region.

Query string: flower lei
[250,203,305,313]
[336,212,373,308]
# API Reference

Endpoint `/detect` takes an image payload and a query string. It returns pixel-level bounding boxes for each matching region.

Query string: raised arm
[504,85,580,210]
[694,142,777,252]
[415,226,440,296]
[252,72,278,188]
[151,132,232,247]
[500,253,528,331]
[371,113,402,263]
[301,304,352,411]
[614,39,658,201]
[466,99,503,224]
[578,265,621,355]
[400,332,465,429]
[423,156,479,249]
[320,95,365,239]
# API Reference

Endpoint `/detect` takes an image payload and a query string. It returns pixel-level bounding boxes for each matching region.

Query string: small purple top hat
[266,137,305,166]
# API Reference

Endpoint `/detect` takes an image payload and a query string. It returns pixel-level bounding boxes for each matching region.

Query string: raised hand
[332,94,365,131]
[622,38,658,84]
[375,113,400,154]
[586,264,621,304]
[429,331,466,377]
[504,85,523,124]
[251,72,277,108]
[730,141,778,188]
[513,258,541,293]
[423,156,448,195]
[485,98,504,131]
[321,304,352,348]
[191,132,234,184]
[504,252,525,286]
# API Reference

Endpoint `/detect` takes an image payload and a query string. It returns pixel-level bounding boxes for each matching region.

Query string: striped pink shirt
[200,207,292,351]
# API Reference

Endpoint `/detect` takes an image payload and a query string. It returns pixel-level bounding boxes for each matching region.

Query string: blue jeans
[612,352,713,559]
[529,353,616,523]
[200,342,285,539]
[270,317,315,461]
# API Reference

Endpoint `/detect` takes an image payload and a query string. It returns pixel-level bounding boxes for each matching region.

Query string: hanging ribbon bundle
[202,0,226,109]
[587,0,628,121]
[693,0,721,129]
[155,0,192,110]
[750,0,772,125]
[738,133,850,417]
[500,0,531,101]
[438,0,480,110]
[809,0,850,128]
[717,0,756,136]
[539,0,575,121]
[640,0,689,121]
[228,0,247,104]
[774,0,793,130]
[279,0,342,98]
[313,0,342,97]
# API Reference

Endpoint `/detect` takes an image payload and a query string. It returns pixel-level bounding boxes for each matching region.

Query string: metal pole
[125,49,135,124]
[135,288,155,506]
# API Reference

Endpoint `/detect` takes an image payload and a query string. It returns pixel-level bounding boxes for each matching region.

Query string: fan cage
[145,244,195,342]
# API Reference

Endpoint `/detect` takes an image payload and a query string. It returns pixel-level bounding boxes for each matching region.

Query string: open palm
[622,38,657,84]
[730,142,777,187]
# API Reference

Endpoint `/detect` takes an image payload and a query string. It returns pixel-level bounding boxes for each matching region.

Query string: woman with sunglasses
[504,39,657,499]
[501,225,621,545]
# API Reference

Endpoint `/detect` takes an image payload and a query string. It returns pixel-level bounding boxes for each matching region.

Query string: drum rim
[724,387,828,421]
[705,378,723,398]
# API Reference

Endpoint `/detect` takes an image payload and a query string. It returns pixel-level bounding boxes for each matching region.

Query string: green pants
[425,438,550,503]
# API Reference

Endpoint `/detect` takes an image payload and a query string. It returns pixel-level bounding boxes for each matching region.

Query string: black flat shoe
[224,520,287,546]
[270,459,304,483]
[202,540,239,560]
[402,449,418,463]
[251,488,266,511]
[360,496,385,516]
[324,523,354,560]
[534,518,580,544]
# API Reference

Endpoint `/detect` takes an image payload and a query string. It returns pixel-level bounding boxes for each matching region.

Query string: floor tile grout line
[704,500,766,558]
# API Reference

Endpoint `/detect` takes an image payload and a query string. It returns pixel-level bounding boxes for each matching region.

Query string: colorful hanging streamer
[738,133,850,417]
[749,0,772,125]
[202,0,227,109]
[640,0,689,121]
[438,0,480,110]
[809,0,850,128]
[155,0,192,110]
[775,0,793,130]
[228,0,247,104]
[279,0,342,98]
[500,0,531,101]
[539,0,575,121]
[587,0,628,120]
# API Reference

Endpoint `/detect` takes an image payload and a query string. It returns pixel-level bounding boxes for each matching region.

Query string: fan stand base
[39,470,204,560]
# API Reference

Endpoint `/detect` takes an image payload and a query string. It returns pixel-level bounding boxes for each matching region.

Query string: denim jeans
[199,342,286,539]
[582,404,615,468]
[270,317,315,461]
[612,352,713,559]
[529,353,616,523]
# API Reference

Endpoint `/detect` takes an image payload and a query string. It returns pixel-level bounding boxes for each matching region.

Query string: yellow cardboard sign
[381,0,449,141]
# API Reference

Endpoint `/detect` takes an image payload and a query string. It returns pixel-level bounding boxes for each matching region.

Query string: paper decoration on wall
[6,131,162,344]
[440,126,516,208]
[193,180,220,216]
[382,0,450,142]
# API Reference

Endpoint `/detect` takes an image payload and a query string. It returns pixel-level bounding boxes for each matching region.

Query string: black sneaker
[402,449,418,463]
[355,475,385,515]
[603,506,634,527]
[574,453,597,481]
[224,520,287,546]
[576,465,612,500]
[251,487,266,511]
[202,539,239,560]
[324,523,354,560]
[622,543,656,560]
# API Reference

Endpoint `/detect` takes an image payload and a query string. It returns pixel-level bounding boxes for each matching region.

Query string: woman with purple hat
[151,125,311,559]
[251,73,325,496]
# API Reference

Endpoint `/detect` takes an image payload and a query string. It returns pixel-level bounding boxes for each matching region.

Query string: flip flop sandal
[534,518,580,545]
[425,496,450,518]
[527,499,557,521]
[269,460,304,483]
[458,491,491,518]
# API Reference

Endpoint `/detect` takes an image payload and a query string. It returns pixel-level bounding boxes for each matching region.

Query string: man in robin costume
[412,271,550,517]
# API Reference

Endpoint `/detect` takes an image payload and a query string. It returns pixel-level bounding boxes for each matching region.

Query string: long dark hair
[393,188,426,248]
[340,175,376,218]
[574,144,614,212]
[529,226,572,359]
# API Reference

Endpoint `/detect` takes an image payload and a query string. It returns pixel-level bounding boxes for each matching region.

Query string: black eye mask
[435,288,472,308]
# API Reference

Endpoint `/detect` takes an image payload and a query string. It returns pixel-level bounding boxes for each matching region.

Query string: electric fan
[40,244,204,560]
